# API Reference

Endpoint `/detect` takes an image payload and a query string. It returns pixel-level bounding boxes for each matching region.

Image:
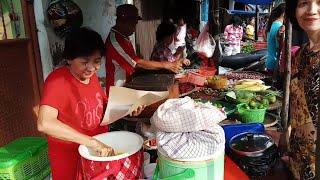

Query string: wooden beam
[280,18,292,130]
[208,0,213,32]
[0,2,7,39]
[255,5,259,41]
[209,0,220,36]
[194,0,201,30]
[209,0,221,74]
[317,107,320,180]
[20,0,43,105]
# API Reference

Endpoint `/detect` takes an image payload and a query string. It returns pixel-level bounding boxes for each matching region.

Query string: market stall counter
[114,68,289,179]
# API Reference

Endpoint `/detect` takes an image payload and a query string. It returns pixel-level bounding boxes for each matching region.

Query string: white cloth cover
[151,97,226,160]
[151,97,226,133]
[157,125,225,160]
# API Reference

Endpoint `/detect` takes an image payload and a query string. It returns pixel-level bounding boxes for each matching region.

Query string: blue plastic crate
[222,123,265,154]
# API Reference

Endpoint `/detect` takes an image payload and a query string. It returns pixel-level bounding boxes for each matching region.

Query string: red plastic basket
[198,67,217,77]
[186,72,206,86]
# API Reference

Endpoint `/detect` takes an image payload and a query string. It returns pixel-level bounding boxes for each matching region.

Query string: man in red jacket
[105,4,182,94]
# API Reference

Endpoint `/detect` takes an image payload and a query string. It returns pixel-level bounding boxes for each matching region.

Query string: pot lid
[229,132,274,156]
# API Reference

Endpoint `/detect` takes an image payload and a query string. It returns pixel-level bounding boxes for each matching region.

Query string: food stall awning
[234,0,273,5]
[228,10,269,15]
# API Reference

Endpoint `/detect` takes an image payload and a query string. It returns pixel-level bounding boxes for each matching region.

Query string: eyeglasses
[79,58,102,69]
[84,61,102,69]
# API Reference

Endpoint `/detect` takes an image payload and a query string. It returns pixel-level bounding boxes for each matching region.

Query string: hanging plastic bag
[194,23,216,58]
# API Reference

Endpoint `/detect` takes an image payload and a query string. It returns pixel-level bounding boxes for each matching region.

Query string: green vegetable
[258,104,265,109]
[261,98,269,106]
[249,100,257,108]
[236,90,256,99]
[243,104,250,110]
[237,98,250,103]
[213,102,223,108]
[241,43,256,54]
[268,95,277,104]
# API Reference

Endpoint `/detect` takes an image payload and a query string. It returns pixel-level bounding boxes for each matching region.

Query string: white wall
[34,0,54,79]
[75,0,117,77]
[76,0,116,41]
[34,0,131,79]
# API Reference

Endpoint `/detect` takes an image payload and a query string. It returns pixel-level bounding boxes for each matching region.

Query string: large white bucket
[79,131,143,161]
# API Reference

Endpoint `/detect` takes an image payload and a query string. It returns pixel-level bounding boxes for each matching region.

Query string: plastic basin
[79,131,144,179]
[79,131,143,161]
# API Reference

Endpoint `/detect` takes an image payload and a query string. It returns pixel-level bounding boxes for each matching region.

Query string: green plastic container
[153,165,195,180]
[154,149,224,180]
[0,137,50,180]
[237,104,267,123]
[28,165,51,180]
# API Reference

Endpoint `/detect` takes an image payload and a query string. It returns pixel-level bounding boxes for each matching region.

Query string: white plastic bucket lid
[78,131,143,161]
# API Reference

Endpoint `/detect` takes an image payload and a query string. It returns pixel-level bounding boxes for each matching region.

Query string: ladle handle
[246,133,254,146]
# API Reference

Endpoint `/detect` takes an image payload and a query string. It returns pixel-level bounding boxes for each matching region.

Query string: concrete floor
[44,174,51,180]
[253,160,293,180]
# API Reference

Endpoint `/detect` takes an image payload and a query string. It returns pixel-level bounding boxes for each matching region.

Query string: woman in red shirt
[37,27,144,179]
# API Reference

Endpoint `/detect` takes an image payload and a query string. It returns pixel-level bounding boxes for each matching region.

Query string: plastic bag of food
[194,23,216,58]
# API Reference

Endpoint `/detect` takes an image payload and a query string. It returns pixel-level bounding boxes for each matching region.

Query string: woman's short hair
[63,27,105,60]
[156,22,177,42]
[286,1,301,30]
[231,15,242,27]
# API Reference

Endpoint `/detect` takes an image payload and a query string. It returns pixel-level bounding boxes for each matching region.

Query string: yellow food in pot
[207,76,228,89]
[114,151,124,156]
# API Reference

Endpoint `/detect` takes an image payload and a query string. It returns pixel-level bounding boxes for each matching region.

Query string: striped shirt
[151,42,176,62]
[105,28,140,94]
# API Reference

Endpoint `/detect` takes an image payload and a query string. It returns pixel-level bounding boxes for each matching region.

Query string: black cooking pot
[229,132,279,177]
[229,132,274,157]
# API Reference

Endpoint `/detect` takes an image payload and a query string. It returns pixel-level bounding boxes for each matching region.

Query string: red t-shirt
[105,28,140,94]
[40,66,108,179]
